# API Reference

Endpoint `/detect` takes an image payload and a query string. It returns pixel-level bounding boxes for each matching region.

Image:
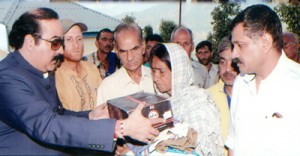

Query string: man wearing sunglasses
[0,7,162,155]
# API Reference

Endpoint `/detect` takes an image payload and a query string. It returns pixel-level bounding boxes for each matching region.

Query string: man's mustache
[232,58,240,63]
[49,54,64,75]
[223,71,235,78]
[52,54,64,67]
[231,58,240,73]
[200,58,210,65]
[105,45,112,49]
[200,58,208,62]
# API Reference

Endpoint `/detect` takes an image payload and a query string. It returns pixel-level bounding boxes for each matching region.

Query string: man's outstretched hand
[121,102,164,143]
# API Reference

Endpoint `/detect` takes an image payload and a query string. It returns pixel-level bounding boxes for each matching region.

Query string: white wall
[0,23,8,52]
[0,23,8,60]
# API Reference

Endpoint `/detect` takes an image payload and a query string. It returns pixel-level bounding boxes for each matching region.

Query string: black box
[107,92,174,132]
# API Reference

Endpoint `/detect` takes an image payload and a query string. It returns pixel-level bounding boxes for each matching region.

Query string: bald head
[170,26,194,58]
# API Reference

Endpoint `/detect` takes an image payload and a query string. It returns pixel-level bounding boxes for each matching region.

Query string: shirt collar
[242,51,288,84]
[13,51,45,78]
[241,51,289,95]
[43,73,49,79]
[119,65,151,88]
[59,62,88,79]
[217,79,225,93]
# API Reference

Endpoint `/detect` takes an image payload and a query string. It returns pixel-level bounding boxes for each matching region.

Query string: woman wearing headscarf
[150,43,224,156]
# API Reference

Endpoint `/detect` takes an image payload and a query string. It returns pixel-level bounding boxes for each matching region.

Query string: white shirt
[205,63,219,88]
[226,53,300,156]
[191,60,206,88]
[192,60,219,88]
[96,65,156,105]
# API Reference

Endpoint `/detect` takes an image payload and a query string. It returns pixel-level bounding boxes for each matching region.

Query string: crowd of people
[0,3,299,156]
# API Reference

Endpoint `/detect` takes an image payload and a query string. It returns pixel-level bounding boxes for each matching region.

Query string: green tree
[144,25,153,39]
[121,14,136,24]
[209,3,240,63]
[274,3,300,42]
[159,20,177,42]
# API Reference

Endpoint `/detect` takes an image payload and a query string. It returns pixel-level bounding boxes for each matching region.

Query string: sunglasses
[38,36,64,51]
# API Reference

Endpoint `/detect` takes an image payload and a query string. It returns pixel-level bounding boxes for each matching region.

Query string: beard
[199,58,210,66]
[101,45,113,54]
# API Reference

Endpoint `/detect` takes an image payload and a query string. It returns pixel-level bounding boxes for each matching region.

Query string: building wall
[83,37,97,56]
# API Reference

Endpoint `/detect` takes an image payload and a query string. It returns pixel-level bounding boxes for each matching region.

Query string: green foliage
[121,14,136,24]
[209,3,240,63]
[144,25,153,39]
[207,32,213,43]
[274,3,300,42]
[159,20,177,42]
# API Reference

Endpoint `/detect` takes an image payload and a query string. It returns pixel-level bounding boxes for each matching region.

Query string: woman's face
[151,56,172,96]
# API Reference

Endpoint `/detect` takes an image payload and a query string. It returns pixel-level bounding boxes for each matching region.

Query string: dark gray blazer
[0,51,116,155]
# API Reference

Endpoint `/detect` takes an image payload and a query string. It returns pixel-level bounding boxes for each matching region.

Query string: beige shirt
[97,65,156,105]
[55,61,101,111]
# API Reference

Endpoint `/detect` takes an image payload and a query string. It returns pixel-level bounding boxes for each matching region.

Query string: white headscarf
[163,43,224,156]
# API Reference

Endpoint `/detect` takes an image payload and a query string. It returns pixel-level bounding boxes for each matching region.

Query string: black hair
[9,7,59,50]
[231,60,240,74]
[231,4,283,52]
[145,34,163,43]
[149,43,171,71]
[96,28,113,41]
[195,40,212,52]
[217,36,240,74]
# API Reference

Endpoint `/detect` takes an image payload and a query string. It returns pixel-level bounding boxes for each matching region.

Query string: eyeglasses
[37,36,64,51]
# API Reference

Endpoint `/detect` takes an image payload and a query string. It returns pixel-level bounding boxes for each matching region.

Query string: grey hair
[114,23,143,45]
[170,26,193,42]
[218,36,232,54]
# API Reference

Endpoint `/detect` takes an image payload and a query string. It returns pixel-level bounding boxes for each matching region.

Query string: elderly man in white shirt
[97,23,158,105]
[170,26,208,88]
